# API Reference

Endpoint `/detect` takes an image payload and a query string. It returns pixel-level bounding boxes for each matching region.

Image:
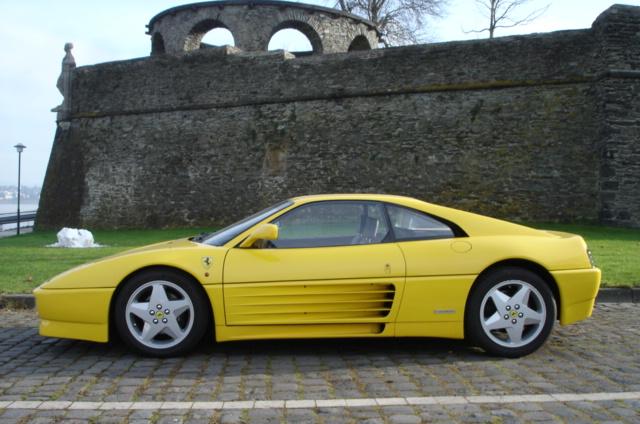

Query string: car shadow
[196,336,482,359]
[46,333,490,363]
[2,327,486,357]
[0,326,531,385]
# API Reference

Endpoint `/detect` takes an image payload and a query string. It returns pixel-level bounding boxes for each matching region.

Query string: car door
[387,203,476,336]
[223,201,406,327]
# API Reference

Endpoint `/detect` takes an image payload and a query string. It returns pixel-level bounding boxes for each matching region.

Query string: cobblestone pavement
[0,304,638,423]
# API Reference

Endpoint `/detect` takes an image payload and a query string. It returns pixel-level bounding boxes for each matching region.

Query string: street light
[13,143,26,235]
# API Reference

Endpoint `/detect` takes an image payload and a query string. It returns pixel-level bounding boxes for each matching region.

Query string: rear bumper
[33,287,113,342]
[552,267,601,325]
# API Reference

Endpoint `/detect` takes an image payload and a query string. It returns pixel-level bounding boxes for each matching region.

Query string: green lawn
[529,223,639,288]
[0,228,214,294]
[0,224,638,294]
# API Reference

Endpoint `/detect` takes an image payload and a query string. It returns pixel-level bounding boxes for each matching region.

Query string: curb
[595,287,640,303]
[0,288,638,310]
[0,294,35,309]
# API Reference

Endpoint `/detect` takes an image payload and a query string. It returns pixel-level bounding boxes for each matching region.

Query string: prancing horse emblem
[201,256,213,269]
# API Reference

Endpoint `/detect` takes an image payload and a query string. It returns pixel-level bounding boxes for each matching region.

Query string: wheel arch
[108,265,215,342]
[465,259,561,329]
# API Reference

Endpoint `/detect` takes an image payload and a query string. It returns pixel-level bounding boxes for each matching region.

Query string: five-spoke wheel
[466,267,556,357]
[115,269,209,356]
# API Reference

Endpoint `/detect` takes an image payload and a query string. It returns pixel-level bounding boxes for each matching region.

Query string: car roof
[288,193,545,238]
[289,194,448,216]
[290,193,422,204]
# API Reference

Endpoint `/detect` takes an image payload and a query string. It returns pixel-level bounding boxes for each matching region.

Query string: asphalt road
[0,304,638,423]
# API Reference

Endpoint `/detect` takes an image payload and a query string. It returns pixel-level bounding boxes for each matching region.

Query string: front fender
[38,242,227,290]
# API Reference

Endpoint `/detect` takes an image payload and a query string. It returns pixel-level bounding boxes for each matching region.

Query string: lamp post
[13,143,26,235]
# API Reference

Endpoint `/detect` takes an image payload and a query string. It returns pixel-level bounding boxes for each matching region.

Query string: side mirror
[239,224,279,248]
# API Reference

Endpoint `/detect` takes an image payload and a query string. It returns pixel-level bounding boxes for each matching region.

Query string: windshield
[202,200,293,246]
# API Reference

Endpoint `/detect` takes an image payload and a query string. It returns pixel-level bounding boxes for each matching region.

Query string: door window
[271,201,390,248]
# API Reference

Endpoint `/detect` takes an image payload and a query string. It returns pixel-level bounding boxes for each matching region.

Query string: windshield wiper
[189,232,210,243]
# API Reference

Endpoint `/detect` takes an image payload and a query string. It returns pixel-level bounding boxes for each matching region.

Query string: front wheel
[466,267,556,358]
[114,269,210,357]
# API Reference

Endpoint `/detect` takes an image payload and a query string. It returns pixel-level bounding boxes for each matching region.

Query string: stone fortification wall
[37,5,640,229]
[593,6,640,227]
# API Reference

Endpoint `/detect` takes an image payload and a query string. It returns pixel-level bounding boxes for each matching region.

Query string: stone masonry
[37,3,640,229]
[0,304,639,422]
[148,0,379,55]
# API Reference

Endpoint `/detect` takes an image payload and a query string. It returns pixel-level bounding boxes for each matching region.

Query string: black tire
[465,266,556,358]
[114,269,210,357]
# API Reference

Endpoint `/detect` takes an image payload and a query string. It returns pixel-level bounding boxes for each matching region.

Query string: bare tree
[335,0,446,46]
[466,0,549,39]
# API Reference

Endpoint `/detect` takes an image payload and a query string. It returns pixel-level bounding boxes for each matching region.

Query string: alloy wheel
[479,280,547,348]
[125,280,195,349]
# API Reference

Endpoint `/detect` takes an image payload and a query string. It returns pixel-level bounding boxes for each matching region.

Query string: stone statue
[52,43,76,122]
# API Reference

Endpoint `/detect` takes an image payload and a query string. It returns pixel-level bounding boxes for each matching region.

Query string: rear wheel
[466,267,556,357]
[114,269,209,357]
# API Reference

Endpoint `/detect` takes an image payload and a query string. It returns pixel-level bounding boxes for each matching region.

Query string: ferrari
[34,194,601,357]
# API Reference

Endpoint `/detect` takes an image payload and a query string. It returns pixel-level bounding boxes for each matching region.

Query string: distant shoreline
[0,203,38,214]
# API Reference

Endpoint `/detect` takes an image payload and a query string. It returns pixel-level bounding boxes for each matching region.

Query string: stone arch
[148,1,380,55]
[184,19,235,52]
[151,32,166,55]
[269,20,323,54]
[201,27,236,48]
[348,34,371,51]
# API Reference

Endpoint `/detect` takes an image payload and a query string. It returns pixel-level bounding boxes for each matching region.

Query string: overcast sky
[1,0,638,187]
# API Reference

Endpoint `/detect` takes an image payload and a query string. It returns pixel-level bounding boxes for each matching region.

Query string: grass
[0,228,214,294]
[528,223,640,288]
[0,224,638,294]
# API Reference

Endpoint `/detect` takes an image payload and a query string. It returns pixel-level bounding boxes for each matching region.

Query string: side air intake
[226,282,396,325]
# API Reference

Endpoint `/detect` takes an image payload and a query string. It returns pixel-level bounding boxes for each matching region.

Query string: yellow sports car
[34,194,601,357]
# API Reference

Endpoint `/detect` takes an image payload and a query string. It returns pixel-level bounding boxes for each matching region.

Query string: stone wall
[593,6,640,227]
[37,5,640,229]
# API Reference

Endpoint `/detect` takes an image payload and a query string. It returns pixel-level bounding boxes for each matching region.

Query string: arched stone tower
[147,0,380,55]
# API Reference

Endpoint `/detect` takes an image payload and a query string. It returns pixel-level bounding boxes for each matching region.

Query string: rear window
[386,204,454,241]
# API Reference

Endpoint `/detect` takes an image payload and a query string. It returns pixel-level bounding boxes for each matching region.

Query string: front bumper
[552,267,601,325]
[33,287,114,342]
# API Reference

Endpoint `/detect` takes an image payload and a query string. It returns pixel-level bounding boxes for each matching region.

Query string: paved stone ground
[0,304,638,423]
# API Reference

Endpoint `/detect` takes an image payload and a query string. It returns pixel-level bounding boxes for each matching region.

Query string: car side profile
[34,194,601,357]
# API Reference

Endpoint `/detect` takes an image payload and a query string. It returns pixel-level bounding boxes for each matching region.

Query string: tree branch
[466,0,550,38]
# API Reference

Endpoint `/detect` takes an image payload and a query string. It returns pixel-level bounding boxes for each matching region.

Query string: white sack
[48,227,101,248]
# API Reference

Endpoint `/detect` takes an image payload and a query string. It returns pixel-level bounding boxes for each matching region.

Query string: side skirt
[215,323,394,342]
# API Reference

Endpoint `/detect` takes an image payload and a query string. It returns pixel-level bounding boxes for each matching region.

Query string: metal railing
[0,211,38,225]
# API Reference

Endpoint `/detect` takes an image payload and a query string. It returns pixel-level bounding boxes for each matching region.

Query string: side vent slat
[228,283,396,323]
